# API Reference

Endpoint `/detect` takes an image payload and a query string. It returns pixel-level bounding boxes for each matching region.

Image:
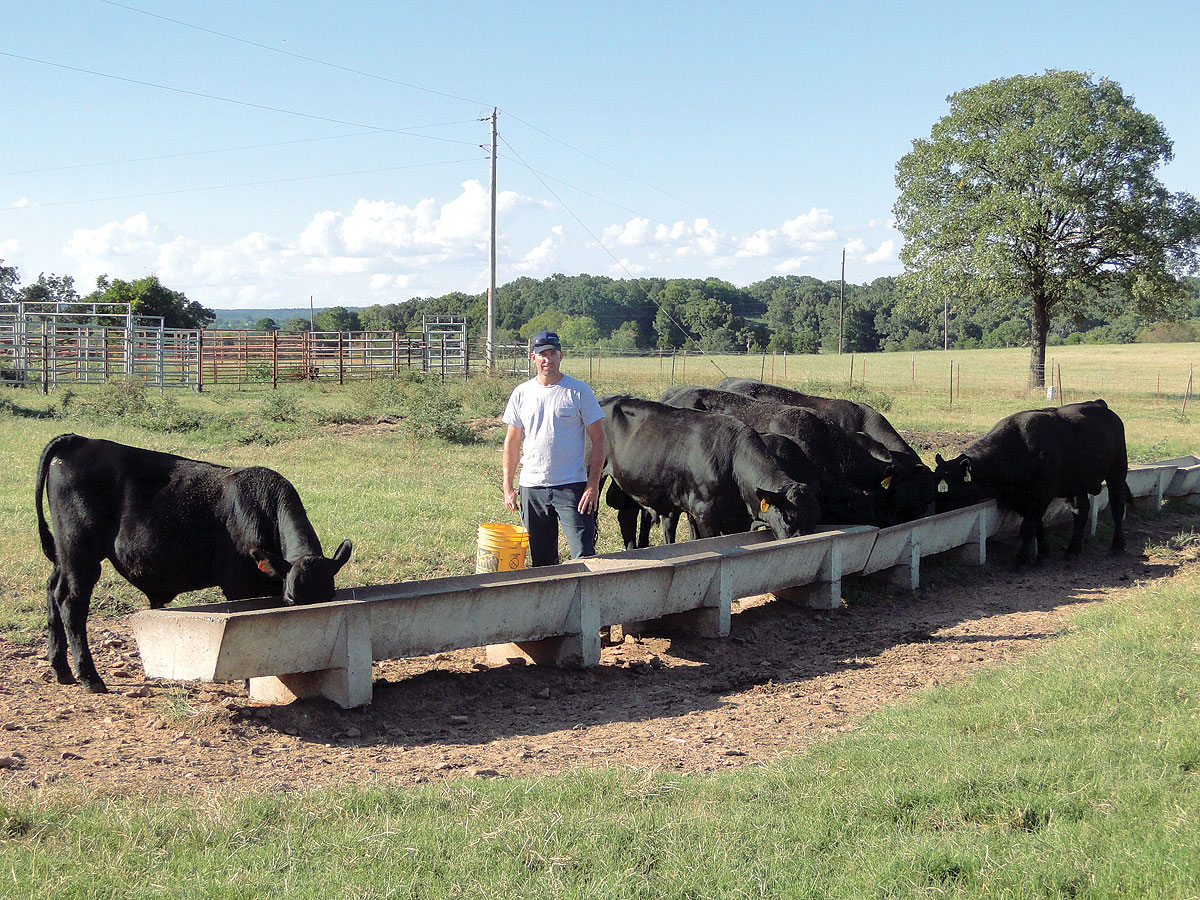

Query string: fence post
[1184,366,1194,417]
[196,330,204,393]
[338,332,345,385]
[949,360,954,406]
[41,332,49,395]
[272,330,279,390]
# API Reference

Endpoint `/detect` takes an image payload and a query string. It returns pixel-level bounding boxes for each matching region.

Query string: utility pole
[486,108,498,371]
[838,248,845,355]
[944,294,949,351]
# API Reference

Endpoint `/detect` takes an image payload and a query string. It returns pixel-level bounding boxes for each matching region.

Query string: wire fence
[557,346,1200,408]
[2,318,1196,410]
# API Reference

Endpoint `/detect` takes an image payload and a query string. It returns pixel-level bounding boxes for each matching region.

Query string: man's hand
[503,486,519,512]
[577,482,600,514]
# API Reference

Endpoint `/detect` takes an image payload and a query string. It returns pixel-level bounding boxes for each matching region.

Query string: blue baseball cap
[530,330,561,352]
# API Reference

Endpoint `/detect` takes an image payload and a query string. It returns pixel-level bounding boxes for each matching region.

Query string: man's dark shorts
[519,482,597,566]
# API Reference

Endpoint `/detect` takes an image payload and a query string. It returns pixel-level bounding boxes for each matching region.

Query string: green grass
[4,344,1200,897]
[3,563,1200,898]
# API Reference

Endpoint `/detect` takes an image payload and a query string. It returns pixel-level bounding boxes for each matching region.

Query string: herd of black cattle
[33,377,1129,693]
[600,377,1129,569]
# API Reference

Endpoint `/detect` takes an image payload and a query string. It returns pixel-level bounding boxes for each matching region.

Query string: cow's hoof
[54,670,78,685]
[82,681,109,694]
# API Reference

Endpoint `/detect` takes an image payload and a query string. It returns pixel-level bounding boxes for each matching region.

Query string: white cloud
[6,198,32,209]
[56,181,550,307]
[514,226,563,272]
[864,239,895,264]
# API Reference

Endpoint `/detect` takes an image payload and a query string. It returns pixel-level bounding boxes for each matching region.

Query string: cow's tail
[35,433,79,563]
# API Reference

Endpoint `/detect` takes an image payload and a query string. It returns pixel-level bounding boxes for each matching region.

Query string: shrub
[74,378,151,424]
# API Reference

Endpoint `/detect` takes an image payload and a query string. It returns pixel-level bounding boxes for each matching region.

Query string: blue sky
[3,1,1198,310]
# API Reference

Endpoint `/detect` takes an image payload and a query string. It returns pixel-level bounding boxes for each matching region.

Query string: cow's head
[932,453,979,512]
[251,539,353,605]
[754,482,821,539]
[884,462,936,524]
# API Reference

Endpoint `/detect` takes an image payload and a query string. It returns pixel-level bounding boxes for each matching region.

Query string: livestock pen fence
[3,301,1197,404]
[0,303,531,391]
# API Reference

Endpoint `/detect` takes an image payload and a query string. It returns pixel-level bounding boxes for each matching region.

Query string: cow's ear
[330,539,353,573]
[250,547,290,580]
[756,487,784,511]
[880,464,896,490]
[934,453,946,467]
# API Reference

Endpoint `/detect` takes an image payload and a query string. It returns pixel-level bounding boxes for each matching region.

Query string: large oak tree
[894,70,1200,386]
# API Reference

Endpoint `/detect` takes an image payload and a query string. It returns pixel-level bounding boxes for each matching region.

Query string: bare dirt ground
[3,471,1198,796]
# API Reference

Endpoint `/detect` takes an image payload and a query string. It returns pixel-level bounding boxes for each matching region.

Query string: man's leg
[520,486,560,566]
[553,482,597,560]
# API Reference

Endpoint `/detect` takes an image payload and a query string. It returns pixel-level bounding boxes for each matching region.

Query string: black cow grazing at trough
[715,376,936,519]
[600,397,821,541]
[931,400,1129,567]
[35,433,353,693]
[756,432,878,527]
[659,385,913,526]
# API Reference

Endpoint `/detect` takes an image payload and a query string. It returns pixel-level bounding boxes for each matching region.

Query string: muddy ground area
[3,487,1197,796]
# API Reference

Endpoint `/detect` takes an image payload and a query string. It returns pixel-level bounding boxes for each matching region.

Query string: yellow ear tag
[880,475,893,490]
[760,498,771,513]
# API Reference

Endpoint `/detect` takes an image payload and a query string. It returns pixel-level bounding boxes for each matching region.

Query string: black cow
[715,376,936,519]
[756,432,878,527]
[35,434,353,692]
[601,397,820,541]
[659,385,909,526]
[932,400,1129,566]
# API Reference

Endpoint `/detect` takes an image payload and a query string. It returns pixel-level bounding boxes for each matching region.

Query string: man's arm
[502,425,523,511]
[578,419,606,514]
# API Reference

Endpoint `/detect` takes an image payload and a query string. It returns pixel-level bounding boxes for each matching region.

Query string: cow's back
[970,400,1125,497]
[41,435,255,597]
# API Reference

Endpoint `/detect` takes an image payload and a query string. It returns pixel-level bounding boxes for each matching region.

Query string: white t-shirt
[502,374,604,487]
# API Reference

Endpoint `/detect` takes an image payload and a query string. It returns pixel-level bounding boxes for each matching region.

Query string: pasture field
[2,342,1200,897]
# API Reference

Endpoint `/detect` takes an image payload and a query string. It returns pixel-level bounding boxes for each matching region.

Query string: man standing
[502,330,606,566]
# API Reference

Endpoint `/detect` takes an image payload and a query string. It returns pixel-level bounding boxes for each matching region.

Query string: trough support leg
[953,513,987,567]
[639,557,734,639]
[889,537,920,591]
[247,603,373,709]
[775,542,844,610]
[486,582,601,668]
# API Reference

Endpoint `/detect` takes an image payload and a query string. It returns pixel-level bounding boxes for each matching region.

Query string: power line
[503,111,755,231]
[0,125,476,178]
[3,157,484,210]
[500,133,726,375]
[0,51,482,146]
[97,0,492,108]
[93,1,755,239]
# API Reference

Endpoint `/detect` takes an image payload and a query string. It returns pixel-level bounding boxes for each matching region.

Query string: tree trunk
[1028,293,1050,389]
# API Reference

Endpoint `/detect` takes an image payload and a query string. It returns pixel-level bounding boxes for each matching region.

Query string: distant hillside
[209,307,361,329]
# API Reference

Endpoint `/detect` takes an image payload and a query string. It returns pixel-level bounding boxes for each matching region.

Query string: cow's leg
[1016,516,1039,568]
[44,568,75,684]
[1108,478,1127,555]
[617,506,640,551]
[689,508,721,539]
[55,558,106,692]
[1065,493,1090,557]
[637,509,653,548]
[662,512,681,544]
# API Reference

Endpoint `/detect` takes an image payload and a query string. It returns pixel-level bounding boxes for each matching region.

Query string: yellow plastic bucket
[476,523,529,573]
